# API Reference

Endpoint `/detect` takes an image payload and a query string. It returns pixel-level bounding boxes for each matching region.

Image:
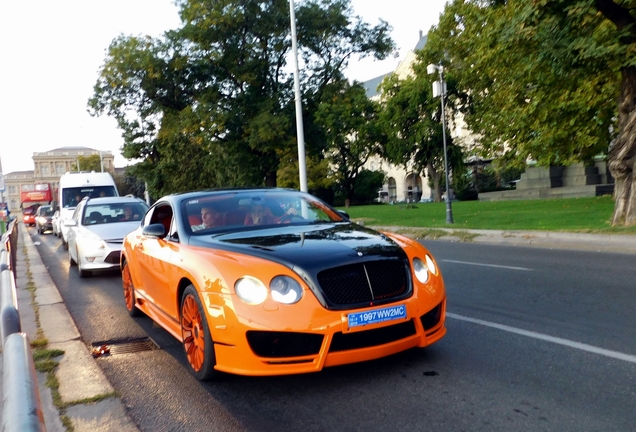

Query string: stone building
[3,147,115,213]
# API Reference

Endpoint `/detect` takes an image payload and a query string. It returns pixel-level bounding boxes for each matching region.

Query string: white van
[58,171,119,249]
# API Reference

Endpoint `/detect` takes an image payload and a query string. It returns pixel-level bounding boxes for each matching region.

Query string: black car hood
[188,222,407,274]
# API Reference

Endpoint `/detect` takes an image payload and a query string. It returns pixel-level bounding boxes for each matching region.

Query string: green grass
[339,196,636,235]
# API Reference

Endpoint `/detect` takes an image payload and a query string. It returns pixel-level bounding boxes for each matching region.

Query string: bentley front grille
[317,260,410,307]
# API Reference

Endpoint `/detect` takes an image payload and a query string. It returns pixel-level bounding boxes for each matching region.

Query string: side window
[148,204,175,239]
[72,203,83,222]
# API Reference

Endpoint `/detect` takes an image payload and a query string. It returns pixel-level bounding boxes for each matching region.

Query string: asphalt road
[32,229,636,432]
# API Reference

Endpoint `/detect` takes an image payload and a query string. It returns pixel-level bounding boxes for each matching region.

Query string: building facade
[3,147,115,213]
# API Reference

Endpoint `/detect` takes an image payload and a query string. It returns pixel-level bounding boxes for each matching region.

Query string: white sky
[0,0,448,174]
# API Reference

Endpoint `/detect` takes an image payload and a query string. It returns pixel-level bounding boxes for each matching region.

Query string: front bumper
[78,247,121,272]
[208,285,446,376]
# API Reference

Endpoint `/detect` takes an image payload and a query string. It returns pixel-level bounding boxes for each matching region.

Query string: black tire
[68,248,77,266]
[78,265,91,278]
[180,285,220,381]
[77,248,91,278]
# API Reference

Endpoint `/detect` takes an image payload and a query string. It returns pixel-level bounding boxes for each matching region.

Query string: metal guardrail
[1,220,46,431]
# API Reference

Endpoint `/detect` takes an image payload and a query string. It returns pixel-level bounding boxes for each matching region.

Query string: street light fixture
[427,63,454,224]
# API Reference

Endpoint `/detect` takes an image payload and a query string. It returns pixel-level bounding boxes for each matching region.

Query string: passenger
[192,205,222,231]
[120,205,138,221]
[245,204,271,226]
[245,203,296,226]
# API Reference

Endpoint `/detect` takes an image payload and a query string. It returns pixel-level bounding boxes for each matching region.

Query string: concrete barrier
[1,221,45,431]
[1,268,21,345]
[2,333,46,432]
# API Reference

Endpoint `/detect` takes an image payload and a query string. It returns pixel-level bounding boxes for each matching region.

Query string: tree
[113,168,148,201]
[425,0,635,225]
[353,169,386,204]
[71,155,102,173]
[314,80,386,205]
[277,155,336,203]
[378,73,462,202]
[89,0,395,198]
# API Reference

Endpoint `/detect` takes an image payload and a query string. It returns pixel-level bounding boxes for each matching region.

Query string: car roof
[160,187,299,203]
[84,196,147,205]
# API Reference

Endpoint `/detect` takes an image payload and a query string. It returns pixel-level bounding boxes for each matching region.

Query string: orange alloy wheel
[180,286,218,381]
[122,262,141,317]
[181,291,206,372]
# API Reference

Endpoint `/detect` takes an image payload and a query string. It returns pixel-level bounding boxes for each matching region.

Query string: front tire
[76,247,91,278]
[68,247,77,266]
[122,261,142,317]
[181,285,219,381]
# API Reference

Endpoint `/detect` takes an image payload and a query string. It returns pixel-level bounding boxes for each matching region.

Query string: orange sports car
[121,189,446,380]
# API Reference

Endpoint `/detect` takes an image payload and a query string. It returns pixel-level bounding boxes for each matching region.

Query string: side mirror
[337,210,350,220]
[142,223,166,238]
[63,219,77,227]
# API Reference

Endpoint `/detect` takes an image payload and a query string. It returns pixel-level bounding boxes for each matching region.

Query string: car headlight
[235,276,268,305]
[80,232,106,250]
[425,254,437,275]
[270,276,303,304]
[413,257,429,284]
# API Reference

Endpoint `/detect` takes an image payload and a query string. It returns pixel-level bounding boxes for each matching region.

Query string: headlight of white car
[270,276,303,304]
[79,232,106,251]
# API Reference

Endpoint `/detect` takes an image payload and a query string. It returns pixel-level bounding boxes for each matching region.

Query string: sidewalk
[1,223,139,431]
[374,226,636,254]
[2,222,634,431]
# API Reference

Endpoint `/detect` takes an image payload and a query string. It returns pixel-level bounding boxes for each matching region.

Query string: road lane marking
[442,259,533,271]
[447,312,636,364]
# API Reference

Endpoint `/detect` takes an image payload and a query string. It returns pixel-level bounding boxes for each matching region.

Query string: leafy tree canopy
[71,155,103,173]
[379,73,463,202]
[422,0,635,224]
[314,79,386,204]
[89,0,395,197]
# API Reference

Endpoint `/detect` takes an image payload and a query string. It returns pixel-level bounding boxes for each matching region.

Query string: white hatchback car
[66,196,149,277]
[52,210,62,237]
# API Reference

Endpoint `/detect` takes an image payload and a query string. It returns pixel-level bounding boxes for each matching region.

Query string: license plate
[348,304,407,328]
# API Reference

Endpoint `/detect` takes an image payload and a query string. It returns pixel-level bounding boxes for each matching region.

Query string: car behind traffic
[22,205,37,226]
[52,210,62,237]
[35,205,54,234]
[66,196,148,278]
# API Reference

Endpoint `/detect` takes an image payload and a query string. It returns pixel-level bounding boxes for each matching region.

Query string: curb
[14,223,139,432]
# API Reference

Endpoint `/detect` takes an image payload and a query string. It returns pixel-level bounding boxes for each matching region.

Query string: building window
[56,163,65,175]
[388,178,397,202]
[9,185,17,194]
[41,164,50,176]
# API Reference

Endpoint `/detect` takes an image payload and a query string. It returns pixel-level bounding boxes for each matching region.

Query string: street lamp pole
[289,0,308,193]
[427,63,454,224]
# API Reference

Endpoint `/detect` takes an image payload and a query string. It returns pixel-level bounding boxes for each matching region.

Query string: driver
[192,205,222,231]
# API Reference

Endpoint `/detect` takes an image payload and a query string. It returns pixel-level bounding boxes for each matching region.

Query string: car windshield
[184,190,345,234]
[82,202,149,226]
[39,207,54,216]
